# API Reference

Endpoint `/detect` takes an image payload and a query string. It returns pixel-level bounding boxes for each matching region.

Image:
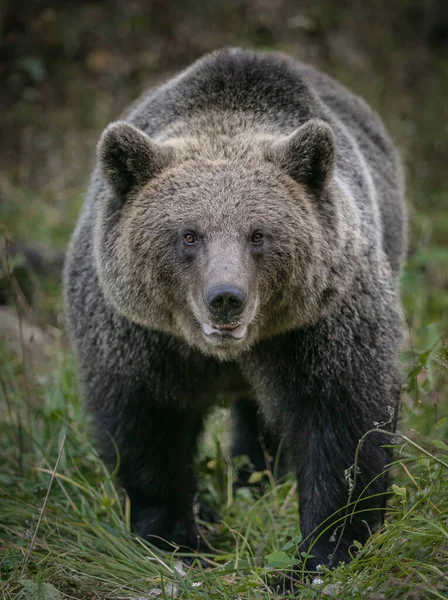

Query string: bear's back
[126,49,321,136]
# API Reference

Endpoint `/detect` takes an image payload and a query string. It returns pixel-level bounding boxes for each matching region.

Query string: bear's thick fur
[64,48,407,569]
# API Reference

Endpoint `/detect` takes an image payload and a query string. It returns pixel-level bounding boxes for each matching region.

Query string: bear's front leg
[85,372,208,552]
[293,409,393,569]
[241,304,401,570]
[123,406,206,552]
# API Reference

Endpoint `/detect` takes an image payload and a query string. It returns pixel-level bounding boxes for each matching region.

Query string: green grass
[0,318,447,599]
[1,184,447,598]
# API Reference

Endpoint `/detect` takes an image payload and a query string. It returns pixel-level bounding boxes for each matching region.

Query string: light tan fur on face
[93,120,362,360]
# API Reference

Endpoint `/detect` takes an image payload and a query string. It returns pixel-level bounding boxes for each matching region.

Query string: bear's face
[95,121,357,359]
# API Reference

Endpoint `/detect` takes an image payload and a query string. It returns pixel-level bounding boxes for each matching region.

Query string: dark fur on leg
[242,279,401,570]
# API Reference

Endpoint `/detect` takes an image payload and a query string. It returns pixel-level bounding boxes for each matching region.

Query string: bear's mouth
[202,322,248,340]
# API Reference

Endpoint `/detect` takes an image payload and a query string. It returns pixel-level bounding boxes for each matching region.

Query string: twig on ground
[21,433,67,576]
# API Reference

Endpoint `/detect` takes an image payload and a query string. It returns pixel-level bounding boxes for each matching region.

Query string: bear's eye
[184,231,198,245]
[251,230,264,245]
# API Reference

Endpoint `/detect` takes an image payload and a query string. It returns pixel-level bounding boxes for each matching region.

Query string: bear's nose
[205,285,247,320]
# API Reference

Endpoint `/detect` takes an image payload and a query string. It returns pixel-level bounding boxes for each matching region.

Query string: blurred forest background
[0,0,447,327]
[1,2,448,598]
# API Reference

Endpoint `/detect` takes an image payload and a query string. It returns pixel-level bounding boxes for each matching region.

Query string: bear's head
[94,120,359,360]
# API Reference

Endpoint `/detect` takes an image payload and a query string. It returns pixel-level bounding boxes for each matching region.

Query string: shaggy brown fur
[64,48,406,570]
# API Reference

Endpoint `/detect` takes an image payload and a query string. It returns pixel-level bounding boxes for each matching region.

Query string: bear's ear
[98,122,173,197]
[267,119,336,191]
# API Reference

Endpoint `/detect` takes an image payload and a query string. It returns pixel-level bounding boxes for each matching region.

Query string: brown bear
[64,48,407,570]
